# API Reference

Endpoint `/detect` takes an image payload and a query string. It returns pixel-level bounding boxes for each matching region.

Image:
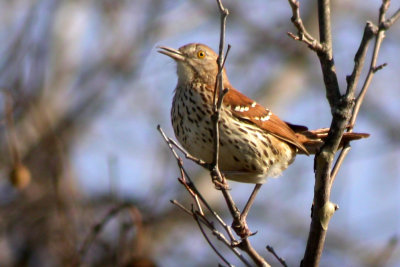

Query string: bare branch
[194,211,235,267]
[330,144,351,182]
[345,22,378,98]
[332,2,396,183]
[186,1,272,266]
[158,125,235,240]
[78,203,135,263]
[158,125,257,265]
[159,127,210,169]
[381,8,400,29]
[349,1,395,129]
[212,0,229,168]
[287,0,323,52]
[171,199,252,266]
[301,1,399,266]
[266,245,288,267]
[170,199,193,216]
[301,2,343,265]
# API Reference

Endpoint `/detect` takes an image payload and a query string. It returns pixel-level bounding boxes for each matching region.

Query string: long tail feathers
[293,127,370,155]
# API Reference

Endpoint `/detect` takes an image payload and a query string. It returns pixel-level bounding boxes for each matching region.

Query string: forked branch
[285,1,399,266]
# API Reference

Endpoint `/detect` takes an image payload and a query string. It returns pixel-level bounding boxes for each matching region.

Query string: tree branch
[193,211,235,267]
[287,0,323,52]
[381,7,400,29]
[211,1,270,266]
[266,245,288,267]
[158,126,251,266]
[299,1,398,266]
[333,2,398,182]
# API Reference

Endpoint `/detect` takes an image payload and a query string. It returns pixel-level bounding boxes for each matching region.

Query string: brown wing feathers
[221,87,369,155]
[223,87,309,154]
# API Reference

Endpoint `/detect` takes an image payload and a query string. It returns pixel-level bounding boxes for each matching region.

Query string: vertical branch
[302,1,343,265]
[300,1,398,266]
[210,1,270,266]
[212,0,229,169]
[211,1,241,220]
[317,0,332,53]
[317,0,341,108]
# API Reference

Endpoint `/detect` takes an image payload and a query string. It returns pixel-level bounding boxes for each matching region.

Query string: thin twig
[172,196,251,266]
[178,176,205,215]
[381,8,400,29]
[78,203,133,263]
[212,2,242,235]
[330,21,377,182]
[287,0,324,52]
[168,137,210,169]
[193,211,235,267]
[170,199,194,216]
[213,0,244,238]
[330,144,351,184]
[173,198,252,266]
[158,125,235,236]
[266,245,288,267]
[158,125,237,242]
[212,0,229,169]
[212,2,270,266]
[217,1,271,266]
[345,22,378,98]
[349,1,394,129]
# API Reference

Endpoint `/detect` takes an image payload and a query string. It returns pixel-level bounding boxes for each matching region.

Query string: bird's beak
[157,46,185,61]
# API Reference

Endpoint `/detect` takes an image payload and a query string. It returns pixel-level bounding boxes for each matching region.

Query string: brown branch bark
[332,2,398,182]
[211,1,270,266]
[266,245,288,267]
[287,0,323,52]
[301,1,344,264]
[158,126,251,266]
[293,1,398,266]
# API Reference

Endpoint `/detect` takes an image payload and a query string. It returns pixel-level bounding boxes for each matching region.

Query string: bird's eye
[197,50,206,59]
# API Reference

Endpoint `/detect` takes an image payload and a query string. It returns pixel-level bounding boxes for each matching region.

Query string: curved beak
[157,46,185,61]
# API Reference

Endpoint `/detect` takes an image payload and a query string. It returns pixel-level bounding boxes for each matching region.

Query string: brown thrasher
[159,43,368,216]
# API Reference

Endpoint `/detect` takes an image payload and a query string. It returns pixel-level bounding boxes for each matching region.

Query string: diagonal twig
[266,245,288,267]
[193,211,235,267]
[381,7,400,29]
[287,0,324,52]
[157,125,236,242]
[332,1,397,183]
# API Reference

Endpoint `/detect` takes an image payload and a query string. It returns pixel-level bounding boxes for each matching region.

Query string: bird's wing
[222,86,309,154]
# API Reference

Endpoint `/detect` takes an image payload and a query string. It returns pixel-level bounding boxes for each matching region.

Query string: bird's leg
[231,183,262,238]
[240,183,262,223]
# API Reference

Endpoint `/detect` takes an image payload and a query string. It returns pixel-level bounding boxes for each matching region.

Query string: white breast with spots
[171,83,296,184]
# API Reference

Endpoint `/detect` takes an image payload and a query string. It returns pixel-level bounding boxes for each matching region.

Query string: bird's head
[158,43,229,86]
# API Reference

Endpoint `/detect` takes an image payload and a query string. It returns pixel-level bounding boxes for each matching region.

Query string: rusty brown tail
[292,127,370,155]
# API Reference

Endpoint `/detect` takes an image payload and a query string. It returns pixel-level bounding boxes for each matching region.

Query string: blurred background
[0,0,399,266]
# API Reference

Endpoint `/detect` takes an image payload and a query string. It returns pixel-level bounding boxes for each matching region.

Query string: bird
[158,43,368,219]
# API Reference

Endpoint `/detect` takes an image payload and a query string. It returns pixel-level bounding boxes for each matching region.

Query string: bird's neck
[177,73,231,91]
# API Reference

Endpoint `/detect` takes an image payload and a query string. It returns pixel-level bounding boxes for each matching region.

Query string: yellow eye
[197,50,206,59]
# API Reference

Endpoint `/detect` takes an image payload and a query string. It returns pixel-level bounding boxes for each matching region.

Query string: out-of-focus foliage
[0,0,399,266]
